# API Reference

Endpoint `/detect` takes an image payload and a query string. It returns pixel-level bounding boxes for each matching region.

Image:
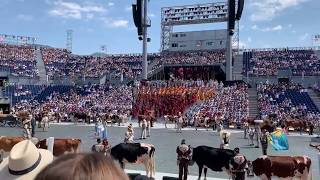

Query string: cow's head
[246,161,255,177]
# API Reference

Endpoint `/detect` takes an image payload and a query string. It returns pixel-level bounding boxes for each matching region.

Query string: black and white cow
[192,146,247,180]
[111,143,156,178]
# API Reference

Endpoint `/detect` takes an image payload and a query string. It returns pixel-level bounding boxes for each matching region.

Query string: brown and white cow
[285,119,307,134]
[0,136,25,163]
[36,138,81,156]
[247,155,312,180]
[0,136,39,163]
[111,143,156,178]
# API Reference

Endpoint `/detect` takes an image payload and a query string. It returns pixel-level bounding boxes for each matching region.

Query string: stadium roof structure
[160,1,239,52]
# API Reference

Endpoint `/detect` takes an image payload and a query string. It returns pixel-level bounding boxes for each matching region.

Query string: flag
[268,129,289,151]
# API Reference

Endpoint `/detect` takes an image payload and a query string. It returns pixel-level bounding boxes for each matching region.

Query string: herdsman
[248,127,255,146]
[176,139,192,180]
[260,129,269,155]
[140,119,147,139]
[177,112,183,133]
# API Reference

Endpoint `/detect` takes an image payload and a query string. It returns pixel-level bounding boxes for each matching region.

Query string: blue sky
[0,0,319,55]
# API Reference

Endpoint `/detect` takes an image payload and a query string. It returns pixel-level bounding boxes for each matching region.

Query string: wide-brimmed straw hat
[0,140,53,180]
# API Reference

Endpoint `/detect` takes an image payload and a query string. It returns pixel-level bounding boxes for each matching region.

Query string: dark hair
[35,153,129,180]
[97,138,101,143]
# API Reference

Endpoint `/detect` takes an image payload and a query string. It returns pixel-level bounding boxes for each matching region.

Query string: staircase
[248,88,259,118]
[307,89,320,112]
[35,47,47,84]
[233,54,243,80]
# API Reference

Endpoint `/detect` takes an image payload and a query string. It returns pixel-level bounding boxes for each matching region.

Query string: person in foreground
[176,139,192,180]
[35,153,129,180]
[0,140,54,180]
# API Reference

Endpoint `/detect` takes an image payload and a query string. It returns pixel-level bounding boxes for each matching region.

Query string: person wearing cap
[176,139,192,180]
[0,140,53,180]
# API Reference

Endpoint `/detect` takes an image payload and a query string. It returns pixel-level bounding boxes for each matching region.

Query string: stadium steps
[248,88,259,118]
[307,89,320,111]
[35,47,47,84]
[233,53,243,80]
[148,60,159,72]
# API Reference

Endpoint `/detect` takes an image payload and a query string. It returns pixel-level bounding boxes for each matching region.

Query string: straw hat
[0,140,53,180]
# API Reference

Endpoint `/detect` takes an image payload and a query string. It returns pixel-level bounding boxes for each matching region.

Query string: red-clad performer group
[133,81,215,118]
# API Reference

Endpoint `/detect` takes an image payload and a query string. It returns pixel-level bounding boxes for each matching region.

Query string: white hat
[0,140,53,180]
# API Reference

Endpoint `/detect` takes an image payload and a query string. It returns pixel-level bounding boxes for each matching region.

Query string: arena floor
[0,123,319,179]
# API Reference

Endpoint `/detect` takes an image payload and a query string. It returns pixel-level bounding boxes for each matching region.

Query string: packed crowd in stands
[13,85,133,121]
[45,53,153,79]
[0,44,38,77]
[257,82,320,122]
[151,50,226,71]
[133,80,216,118]
[186,83,248,126]
[248,49,320,76]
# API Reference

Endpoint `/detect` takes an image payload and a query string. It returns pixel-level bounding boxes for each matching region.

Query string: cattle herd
[0,134,314,180]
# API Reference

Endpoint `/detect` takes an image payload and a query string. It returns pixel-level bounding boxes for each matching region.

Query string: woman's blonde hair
[35,153,129,180]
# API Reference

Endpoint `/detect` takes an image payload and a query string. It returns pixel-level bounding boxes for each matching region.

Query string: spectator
[0,140,53,179]
[35,153,129,180]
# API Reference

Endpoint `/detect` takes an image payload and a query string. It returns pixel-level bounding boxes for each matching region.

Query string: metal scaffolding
[160,2,235,52]
[0,34,36,45]
[66,30,73,52]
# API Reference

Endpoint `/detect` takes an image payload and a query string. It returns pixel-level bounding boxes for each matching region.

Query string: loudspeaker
[162,176,179,180]
[132,0,143,36]
[228,0,236,33]
[236,0,244,20]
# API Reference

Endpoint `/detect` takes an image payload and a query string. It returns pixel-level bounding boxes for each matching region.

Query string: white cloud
[271,25,283,31]
[247,37,252,43]
[102,18,129,28]
[149,13,155,17]
[251,25,283,32]
[110,20,128,28]
[250,0,309,21]
[49,0,106,20]
[299,33,309,41]
[108,2,114,7]
[16,14,33,21]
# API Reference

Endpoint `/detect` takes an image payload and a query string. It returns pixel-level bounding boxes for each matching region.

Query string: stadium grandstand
[1,0,320,179]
